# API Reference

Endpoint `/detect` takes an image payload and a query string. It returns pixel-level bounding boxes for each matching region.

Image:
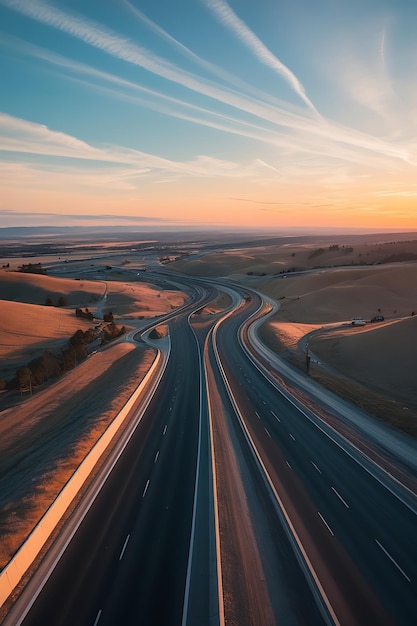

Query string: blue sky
[1,0,417,230]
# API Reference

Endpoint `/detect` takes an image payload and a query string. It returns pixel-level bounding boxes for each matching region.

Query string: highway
[211,286,417,625]
[11,295,217,625]
[5,273,417,625]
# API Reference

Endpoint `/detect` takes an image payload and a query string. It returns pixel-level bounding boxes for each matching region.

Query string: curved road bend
[213,287,417,625]
[15,304,214,625]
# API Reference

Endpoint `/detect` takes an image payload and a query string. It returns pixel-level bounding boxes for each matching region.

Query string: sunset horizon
[1,0,417,232]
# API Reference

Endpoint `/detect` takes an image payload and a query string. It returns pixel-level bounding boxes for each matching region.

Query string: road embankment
[0,342,168,612]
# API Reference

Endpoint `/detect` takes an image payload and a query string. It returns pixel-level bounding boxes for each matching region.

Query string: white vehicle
[351,317,366,326]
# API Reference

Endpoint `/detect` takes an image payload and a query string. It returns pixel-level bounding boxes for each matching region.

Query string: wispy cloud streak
[1,1,416,171]
[203,0,319,115]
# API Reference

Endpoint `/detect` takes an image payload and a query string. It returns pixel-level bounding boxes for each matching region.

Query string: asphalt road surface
[5,274,417,626]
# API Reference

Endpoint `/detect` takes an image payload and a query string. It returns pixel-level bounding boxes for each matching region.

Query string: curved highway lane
[212,285,417,625]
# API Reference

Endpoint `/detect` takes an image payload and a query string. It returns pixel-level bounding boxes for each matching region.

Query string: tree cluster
[5,328,97,394]
[45,295,69,307]
[75,307,94,321]
[102,321,125,342]
[18,263,45,274]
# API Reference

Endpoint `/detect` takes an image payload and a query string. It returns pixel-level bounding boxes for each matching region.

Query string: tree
[58,295,68,307]
[16,367,32,396]
[45,296,54,306]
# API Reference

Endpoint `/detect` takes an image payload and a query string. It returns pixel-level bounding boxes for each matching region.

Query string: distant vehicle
[371,315,384,322]
[351,317,366,326]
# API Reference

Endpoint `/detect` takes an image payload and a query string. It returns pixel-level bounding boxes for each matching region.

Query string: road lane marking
[318,512,334,536]
[289,433,296,441]
[142,480,150,498]
[163,424,167,435]
[286,460,292,469]
[183,310,219,626]
[169,406,172,412]
[311,461,322,474]
[119,534,130,561]
[255,411,260,419]
[375,540,411,582]
[331,486,349,508]
[270,410,280,422]
[93,609,102,626]
[213,319,341,626]
[264,427,271,438]
[241,331,417,518]
[154,450,160,464]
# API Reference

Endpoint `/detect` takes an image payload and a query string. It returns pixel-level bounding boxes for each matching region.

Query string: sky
[1,0,417,232]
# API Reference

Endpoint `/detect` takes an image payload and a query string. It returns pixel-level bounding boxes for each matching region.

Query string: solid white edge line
[181,317,206,626]
[211,317,340,626]
[375,540,411,582]
[5,336,172,626]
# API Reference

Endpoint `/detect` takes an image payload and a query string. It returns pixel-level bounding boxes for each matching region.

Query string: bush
[75,308,94,321]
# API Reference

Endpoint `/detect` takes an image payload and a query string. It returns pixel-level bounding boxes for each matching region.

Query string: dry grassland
[0,300,92,381]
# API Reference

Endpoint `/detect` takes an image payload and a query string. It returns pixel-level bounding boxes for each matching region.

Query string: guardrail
[0,347,165,609]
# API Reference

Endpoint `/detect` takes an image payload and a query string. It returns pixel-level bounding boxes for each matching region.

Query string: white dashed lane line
[163,424,167,435]
[375,540,411,582]
[154,450,160,464]
[93,609,102,626]
[331,486,349,508]
[119,534,130,561]
[264,427,271,438]
[270,410,280,422]
[318,512,334,536]
[142,480,150,498]
[311,461,322,474]
[289,433,296,441]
